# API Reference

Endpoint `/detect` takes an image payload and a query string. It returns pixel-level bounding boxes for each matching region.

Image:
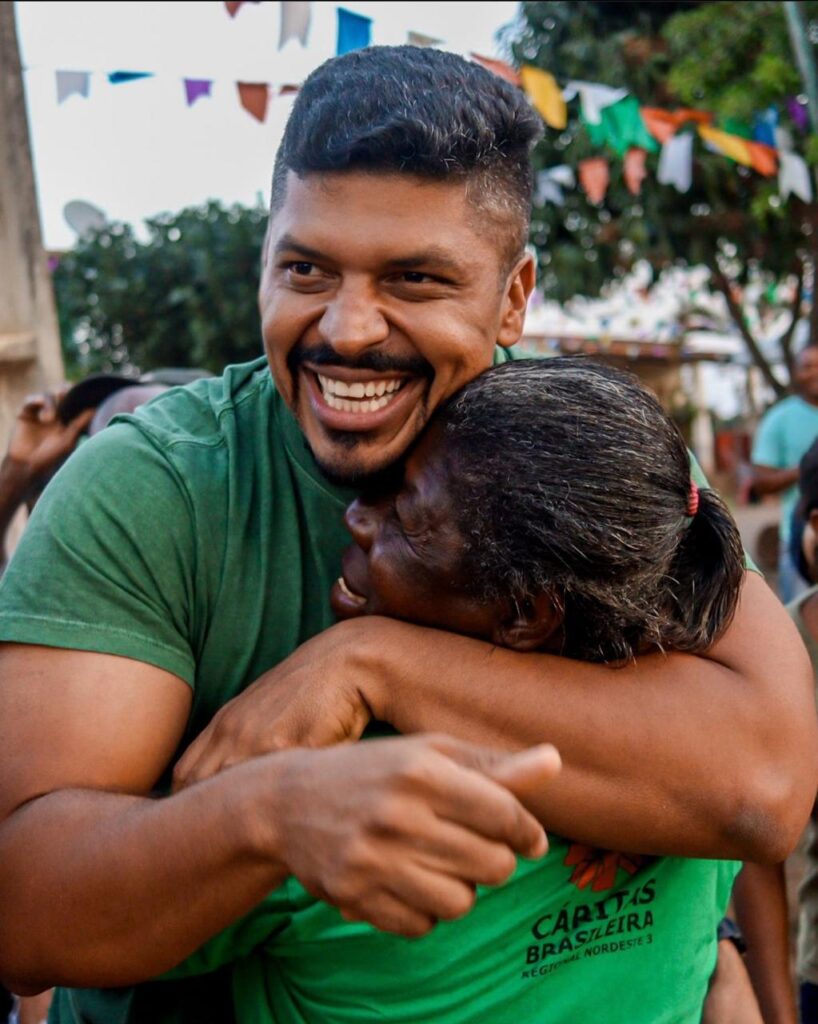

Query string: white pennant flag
[535,166,576,206]
[779,151,813,203]
[657,133,693,193]
[279,1,311,48]
[56,70,90,104]
[562,81,628,124]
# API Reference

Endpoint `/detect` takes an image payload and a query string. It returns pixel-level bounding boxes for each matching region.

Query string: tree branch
[709,265,787,400]
[779,259,805,381]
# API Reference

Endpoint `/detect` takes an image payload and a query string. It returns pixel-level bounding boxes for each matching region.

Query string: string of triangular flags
[515,62,813,205]
[47,4,368,124]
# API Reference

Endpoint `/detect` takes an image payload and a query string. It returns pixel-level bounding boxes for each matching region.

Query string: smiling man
[0,45,814,1024]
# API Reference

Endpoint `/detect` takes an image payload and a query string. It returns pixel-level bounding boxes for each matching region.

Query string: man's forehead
[267,171,493,271]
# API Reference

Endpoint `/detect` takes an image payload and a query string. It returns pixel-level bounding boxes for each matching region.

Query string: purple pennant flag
[787,96,810,132]
[184,79,213,107]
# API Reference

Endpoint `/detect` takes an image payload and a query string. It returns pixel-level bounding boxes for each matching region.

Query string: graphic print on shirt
[521,845,657,980]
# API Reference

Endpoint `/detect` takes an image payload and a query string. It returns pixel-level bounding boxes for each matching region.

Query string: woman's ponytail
[661,486,746,652]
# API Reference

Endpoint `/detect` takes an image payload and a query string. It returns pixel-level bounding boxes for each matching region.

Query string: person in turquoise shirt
[751,345,818,600]
[0,45,814,1024]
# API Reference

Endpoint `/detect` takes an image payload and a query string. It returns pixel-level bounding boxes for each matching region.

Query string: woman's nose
[344,497,384,551]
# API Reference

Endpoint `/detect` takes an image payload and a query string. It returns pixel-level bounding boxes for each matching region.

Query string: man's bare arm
[0,644,554,994]
[178,572,817,861]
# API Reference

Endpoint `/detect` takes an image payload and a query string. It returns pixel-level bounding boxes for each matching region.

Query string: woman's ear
[491,592,563,652]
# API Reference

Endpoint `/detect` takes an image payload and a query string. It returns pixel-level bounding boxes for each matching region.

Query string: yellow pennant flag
[698,126,752,166]
[520,66,567,130]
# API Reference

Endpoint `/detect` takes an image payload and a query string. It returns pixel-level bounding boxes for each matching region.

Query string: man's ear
[497,252,536,350]
[491,591,563,652]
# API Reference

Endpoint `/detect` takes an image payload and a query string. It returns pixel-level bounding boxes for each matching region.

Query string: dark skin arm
[732,861,798,1024]
[0,391,93,563]
[177,572,818,861]
[750,464,800,497]
[0,644,556,994]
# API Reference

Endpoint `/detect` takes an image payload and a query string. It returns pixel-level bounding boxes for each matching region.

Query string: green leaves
[54,201,269,377]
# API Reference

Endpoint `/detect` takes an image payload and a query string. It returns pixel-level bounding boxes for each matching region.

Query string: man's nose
[344,497,385,551]
[319,279,390,359]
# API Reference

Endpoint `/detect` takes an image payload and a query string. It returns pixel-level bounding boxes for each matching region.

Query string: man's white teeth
[337,576,366,605]
[317,374,405,414]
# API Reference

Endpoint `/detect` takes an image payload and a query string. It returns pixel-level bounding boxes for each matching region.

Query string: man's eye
[288,262,317,276]
[398,271,436,284]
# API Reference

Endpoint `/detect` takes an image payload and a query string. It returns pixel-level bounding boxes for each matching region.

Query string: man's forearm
[368,574,817,861]
[0,764,287,993]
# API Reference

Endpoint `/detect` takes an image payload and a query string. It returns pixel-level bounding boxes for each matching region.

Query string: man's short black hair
[270,46,542,269]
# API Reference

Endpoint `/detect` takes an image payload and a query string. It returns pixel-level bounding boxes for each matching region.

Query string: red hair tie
[686,482,700,517]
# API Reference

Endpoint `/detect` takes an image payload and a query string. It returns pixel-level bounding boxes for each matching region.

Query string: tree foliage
[53,201,268,377]
[502,0,818,394]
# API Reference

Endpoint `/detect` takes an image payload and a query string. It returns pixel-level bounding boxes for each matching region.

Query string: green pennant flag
[721,117,753,139]
[583,96,658,156]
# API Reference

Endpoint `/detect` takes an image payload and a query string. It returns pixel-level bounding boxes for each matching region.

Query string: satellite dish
[64,200,108,237]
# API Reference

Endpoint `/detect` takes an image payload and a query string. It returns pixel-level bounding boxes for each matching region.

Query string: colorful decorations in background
[237,82,269,123]
[107,71,153,85]
[657,132,694,193]
[55,71,90,104]
[514,62,816,207]
[535,165,576,206]
[183,79,212,107]
[279,1,311,49]
[519,66,566,129]
[623,147,647,196]
[38,2,818,207]
[336,8,371,56]
[578,157,610,204]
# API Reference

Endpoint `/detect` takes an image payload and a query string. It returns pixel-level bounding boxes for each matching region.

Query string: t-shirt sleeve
[0,423,198,685]
[751,409,784,468]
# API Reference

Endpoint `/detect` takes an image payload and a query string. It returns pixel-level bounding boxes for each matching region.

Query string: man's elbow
[726,700,817,863]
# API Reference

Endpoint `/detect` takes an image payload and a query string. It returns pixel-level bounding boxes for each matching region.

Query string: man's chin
[303,424,422,488]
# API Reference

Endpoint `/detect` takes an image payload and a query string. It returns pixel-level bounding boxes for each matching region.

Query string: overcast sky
[16,1,520,249]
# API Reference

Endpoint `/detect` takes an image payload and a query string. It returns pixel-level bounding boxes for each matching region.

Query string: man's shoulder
[122,357,275,450]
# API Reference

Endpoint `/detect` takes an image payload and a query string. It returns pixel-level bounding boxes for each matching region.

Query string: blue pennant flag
[752,106,778,147]
[336,8,371,55]
[108,71,153,85]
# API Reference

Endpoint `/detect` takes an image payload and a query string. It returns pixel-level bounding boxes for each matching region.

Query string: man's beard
[287,340,433,487]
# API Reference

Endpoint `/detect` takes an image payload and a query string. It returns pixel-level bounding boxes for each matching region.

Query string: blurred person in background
[751,346,818,602]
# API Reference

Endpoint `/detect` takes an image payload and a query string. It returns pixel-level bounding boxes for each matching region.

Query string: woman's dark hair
[271,46,542,268]
[434,358,745,663]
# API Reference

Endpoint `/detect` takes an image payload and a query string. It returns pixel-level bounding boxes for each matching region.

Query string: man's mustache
[288,342,434,379]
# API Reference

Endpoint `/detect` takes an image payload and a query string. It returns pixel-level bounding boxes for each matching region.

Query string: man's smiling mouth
[317,373,406,414]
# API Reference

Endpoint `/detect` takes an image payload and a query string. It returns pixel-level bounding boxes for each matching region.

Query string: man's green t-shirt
[0,357,738,1024]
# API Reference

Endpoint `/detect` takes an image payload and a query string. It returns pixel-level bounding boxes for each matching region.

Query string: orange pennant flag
[225,1,244,16]
[471,54,521,87]
[624,147,647,195]
[747,141,778,177]
[238,82,269,123]
[579,157,610,204]
[520,66,567,130]
[641,107,712,144]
